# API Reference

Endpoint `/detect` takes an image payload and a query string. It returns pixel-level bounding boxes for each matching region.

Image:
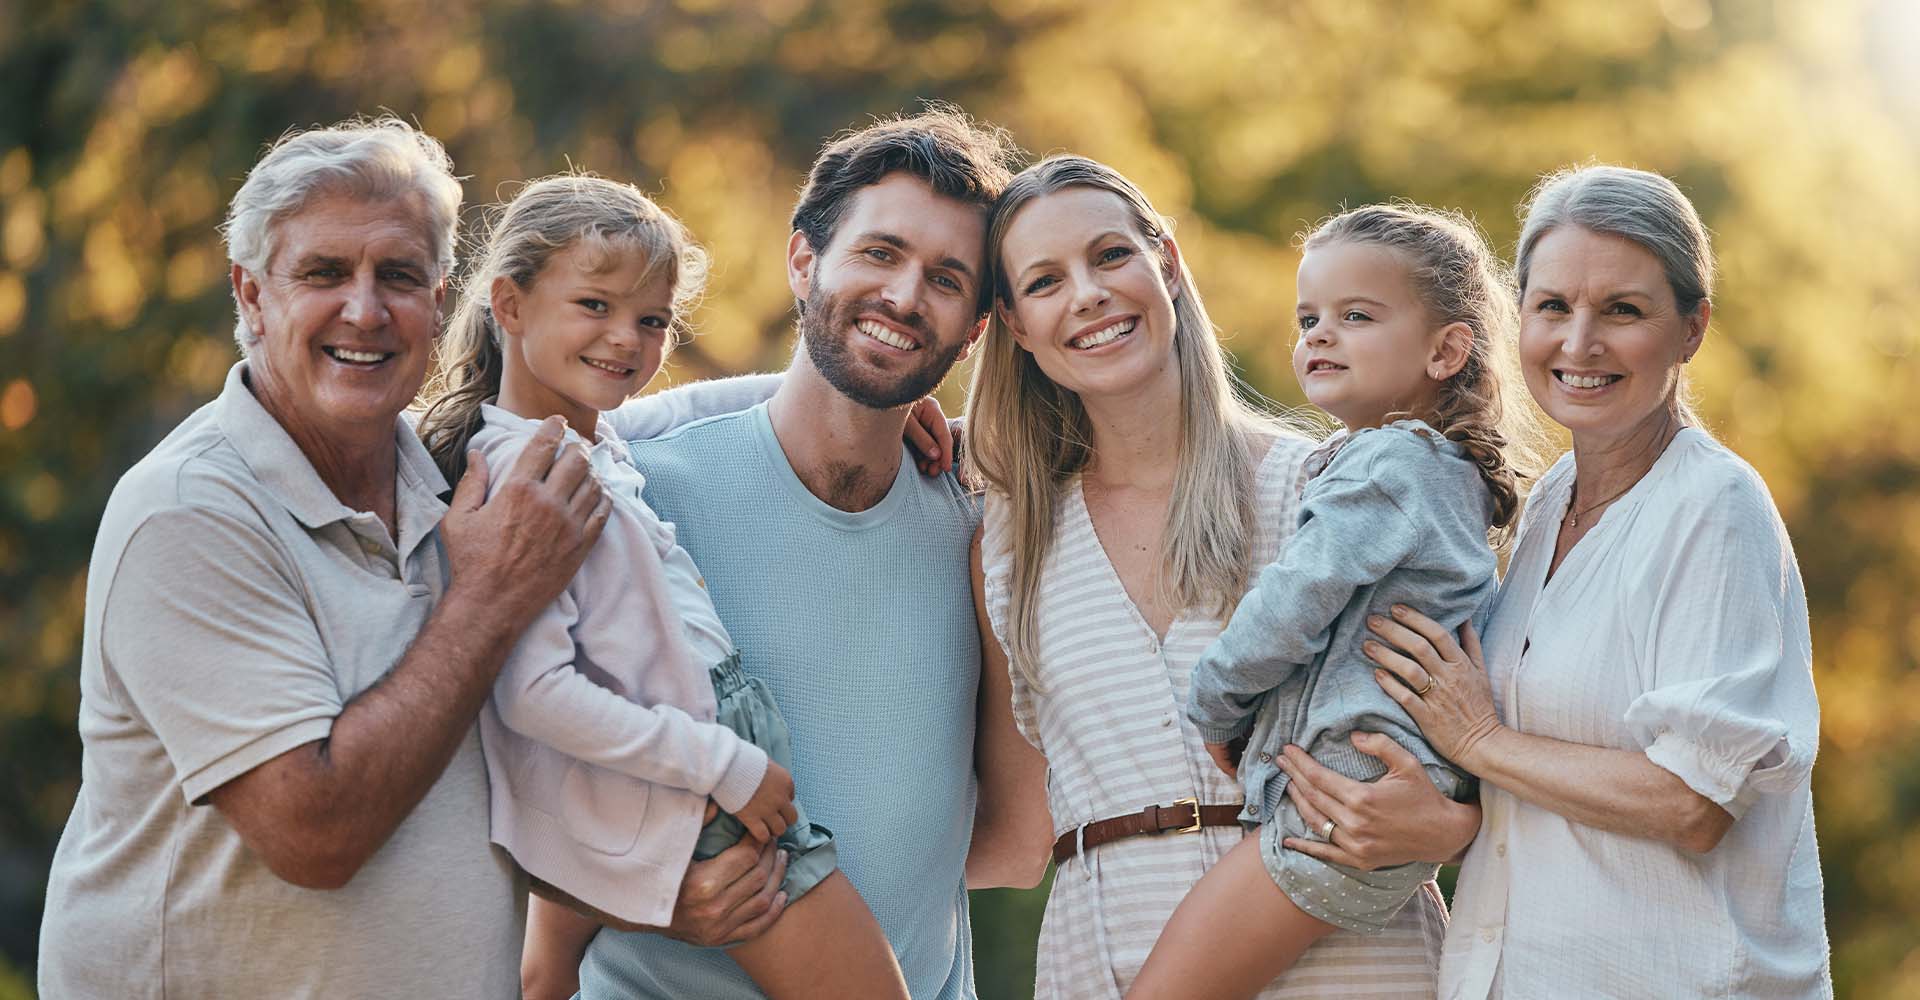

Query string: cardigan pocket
[561,760,650,855]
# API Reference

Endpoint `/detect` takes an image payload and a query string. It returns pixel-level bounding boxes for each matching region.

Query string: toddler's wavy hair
[1303,204,1547,542]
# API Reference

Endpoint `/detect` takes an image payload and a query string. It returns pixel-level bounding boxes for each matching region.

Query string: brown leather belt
[1051,798,1243,865]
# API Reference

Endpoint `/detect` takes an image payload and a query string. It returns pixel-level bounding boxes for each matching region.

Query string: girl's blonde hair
[1302,203,1548,540]
[416,173,709,483]
[965,155,1300,691]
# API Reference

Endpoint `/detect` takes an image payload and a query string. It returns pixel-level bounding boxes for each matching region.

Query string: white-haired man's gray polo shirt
[39,362,522,999]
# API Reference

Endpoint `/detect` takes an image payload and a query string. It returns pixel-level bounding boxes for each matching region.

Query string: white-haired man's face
[232,193,444,443]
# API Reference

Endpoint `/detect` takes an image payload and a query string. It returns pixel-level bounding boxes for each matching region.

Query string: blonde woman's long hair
[416,173,709,483]
[965,155,1294,691]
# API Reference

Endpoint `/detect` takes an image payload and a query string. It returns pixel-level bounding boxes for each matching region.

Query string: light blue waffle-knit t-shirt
[579,401,982,1000]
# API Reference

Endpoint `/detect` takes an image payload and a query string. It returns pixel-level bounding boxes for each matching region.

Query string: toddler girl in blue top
[1129,205,1541,998]
[416,174,908,1000]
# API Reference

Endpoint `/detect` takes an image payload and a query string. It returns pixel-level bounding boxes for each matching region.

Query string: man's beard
[800,285,968,410]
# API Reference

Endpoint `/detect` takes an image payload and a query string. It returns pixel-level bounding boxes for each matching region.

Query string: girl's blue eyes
[575,299,671,329]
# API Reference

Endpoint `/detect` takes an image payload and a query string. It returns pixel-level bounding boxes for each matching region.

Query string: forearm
[1463,726,1732,852]
[499,666,761,807]
[1189,567,1345,741]
[965,746,1052,889]
[236,586,525,884]
[610,372,782,441]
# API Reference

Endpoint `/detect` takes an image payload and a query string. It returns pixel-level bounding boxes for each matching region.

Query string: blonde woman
[965,156,1480,998]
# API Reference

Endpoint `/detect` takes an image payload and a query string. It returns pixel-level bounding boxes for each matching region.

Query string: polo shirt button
[359,538,380,554]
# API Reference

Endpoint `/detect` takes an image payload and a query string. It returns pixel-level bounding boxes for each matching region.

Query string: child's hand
[1204,738,1246,778]
[730,761,798,842]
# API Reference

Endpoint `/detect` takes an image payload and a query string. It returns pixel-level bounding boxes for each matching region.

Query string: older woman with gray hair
[39,117,611,998]
[1280,165,1831,998]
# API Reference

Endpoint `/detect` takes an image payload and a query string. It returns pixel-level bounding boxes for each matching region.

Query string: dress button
[1146,637,1159,654]
[1161,715,1173,728]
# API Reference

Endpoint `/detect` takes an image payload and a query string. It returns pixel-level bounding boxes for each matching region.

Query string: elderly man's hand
[441,417,612,627]
[656,816,790,947]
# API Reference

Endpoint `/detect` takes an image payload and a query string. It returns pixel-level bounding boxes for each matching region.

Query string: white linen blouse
[1441,428,1831,999]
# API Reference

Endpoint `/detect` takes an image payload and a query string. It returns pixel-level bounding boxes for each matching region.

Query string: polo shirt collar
[214,362,451,538]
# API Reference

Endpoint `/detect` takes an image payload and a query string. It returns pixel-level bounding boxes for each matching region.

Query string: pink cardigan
[471,406,767,926]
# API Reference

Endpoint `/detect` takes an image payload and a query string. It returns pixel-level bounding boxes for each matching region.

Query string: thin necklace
[1564,413,1681,529]
[1563,478,1638,529]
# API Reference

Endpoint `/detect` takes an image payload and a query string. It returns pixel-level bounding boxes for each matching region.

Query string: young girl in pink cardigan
[416,174,908,1000]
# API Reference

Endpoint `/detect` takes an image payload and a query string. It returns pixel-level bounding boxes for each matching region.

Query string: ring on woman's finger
[1413,674,1435,696]
[1319,819,1337,841]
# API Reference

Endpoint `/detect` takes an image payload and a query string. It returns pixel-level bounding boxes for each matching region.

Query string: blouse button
[1495,842,1507,857]
[1480,928,1496,943]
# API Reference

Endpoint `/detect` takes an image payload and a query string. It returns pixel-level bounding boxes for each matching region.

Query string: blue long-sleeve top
[1187,420,1498,822]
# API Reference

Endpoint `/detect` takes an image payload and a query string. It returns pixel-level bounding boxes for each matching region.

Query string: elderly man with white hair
[38,117,611,998]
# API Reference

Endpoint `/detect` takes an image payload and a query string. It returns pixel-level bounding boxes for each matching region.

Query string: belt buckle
[1171,796,1202,834]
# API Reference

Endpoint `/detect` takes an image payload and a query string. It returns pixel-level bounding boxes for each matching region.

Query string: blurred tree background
[3,0,1917,995]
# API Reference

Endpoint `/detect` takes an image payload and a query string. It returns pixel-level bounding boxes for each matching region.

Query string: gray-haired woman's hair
[1516,165,1715,426]
[221,115,464,354]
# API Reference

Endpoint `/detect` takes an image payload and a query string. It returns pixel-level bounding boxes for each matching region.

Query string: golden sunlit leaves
[20,472,61,522]
[0,150,29,198]
[0,273,23,336]
[81,220,147,329]
[3,1,1918,994]
[0,379,34,430]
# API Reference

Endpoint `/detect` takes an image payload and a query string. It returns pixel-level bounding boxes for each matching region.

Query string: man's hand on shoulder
[443,417,612,629]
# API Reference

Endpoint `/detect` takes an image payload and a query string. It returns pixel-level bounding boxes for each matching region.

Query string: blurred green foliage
[4,0,1917,996]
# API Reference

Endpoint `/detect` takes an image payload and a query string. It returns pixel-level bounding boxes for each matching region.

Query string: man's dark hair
[791,104,1022,309]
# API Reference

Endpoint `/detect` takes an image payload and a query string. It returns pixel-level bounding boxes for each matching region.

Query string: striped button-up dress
[981,436,1445,999]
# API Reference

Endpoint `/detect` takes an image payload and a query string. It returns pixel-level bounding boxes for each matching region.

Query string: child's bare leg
[1127,834,1336,1000]
[522,892,600,1000]
[726,869,908,1000]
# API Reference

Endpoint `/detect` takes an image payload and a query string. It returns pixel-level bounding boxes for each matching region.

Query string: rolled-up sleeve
[101,507,343,805]
[1623,479,1817,819]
